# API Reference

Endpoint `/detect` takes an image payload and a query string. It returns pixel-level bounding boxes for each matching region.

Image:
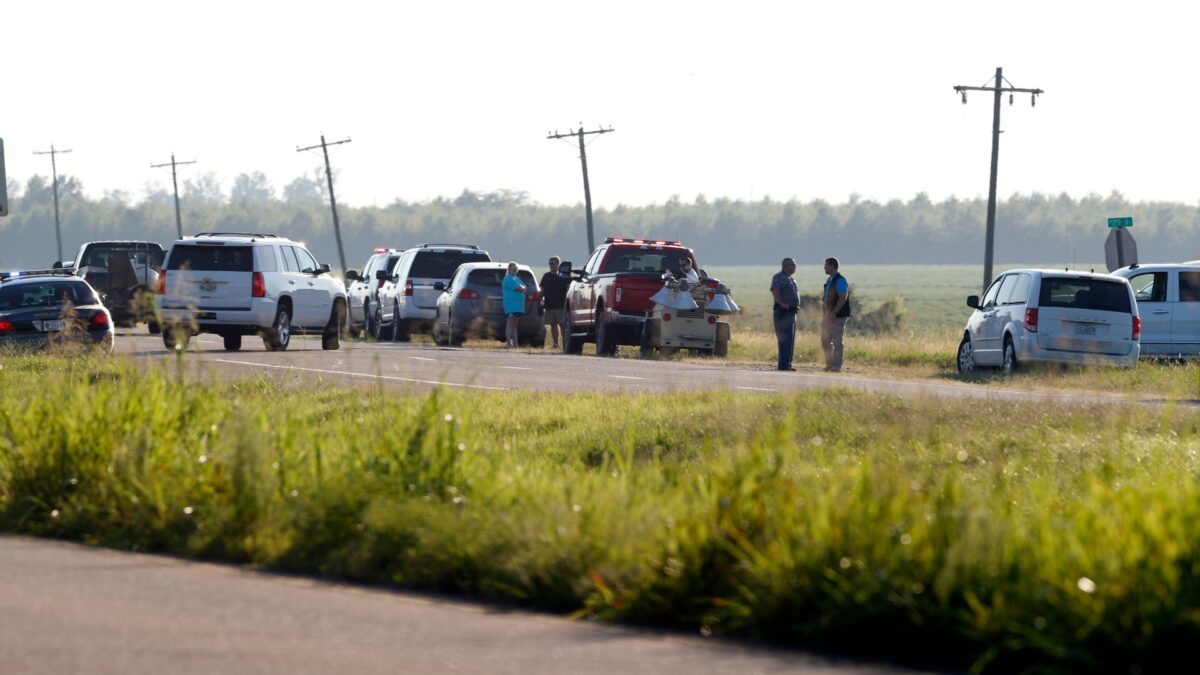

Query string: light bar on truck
[604,237,682,246]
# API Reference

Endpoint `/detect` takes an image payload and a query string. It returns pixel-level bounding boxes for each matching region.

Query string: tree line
[3,173,1197,270]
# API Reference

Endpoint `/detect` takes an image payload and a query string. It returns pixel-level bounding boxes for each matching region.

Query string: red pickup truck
[561,237,720,355]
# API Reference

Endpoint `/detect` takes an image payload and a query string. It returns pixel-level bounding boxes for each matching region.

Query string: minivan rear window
[167,245,254,272]
[1038,278,1131,313]
[410,250,490,278]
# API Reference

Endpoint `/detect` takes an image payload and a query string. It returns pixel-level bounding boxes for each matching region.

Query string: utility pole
[953,68,1043,292]
[150,153,197,239]
[33,144,72,263]
[547,124,614,254]
[297,134,351,273]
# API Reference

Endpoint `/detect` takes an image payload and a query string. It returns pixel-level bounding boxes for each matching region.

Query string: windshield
[467,269,536,287]
[0,280,98,311]
[1038,278,1131,313]
[604,249,693,274]
[80,244,165,268]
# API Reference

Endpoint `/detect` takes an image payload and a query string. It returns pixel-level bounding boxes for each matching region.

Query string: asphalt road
[0,536,907,675]
[117,330,1152,406]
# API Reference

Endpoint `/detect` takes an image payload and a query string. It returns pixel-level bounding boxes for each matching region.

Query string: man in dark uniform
[770,257,799,371]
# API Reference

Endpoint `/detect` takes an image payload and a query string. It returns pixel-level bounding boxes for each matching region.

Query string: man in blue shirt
[821,257,851,372]
[770,257,799,371]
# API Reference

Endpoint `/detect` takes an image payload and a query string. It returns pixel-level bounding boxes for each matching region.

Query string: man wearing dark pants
[770,258,799,371]
[540,256,569,349]
[821,257,851,372]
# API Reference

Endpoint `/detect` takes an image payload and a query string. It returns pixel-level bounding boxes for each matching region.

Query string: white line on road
[499,366,531,370]
[608,375,646,381]
[211,359,508,391]
[735,386,777,392]
[409,356,437,362]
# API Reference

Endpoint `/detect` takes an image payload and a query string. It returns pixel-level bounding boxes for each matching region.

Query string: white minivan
[957,269,1140,374]
[1114,263,1200,357]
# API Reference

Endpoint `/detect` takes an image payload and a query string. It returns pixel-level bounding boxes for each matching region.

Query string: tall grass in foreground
[3,353,1200,673]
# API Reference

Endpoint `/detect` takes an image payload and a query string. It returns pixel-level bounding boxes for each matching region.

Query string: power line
[150,153,197,239]
[32,144,73,263]
[297,134,351,273]
[547,124,614,254]
[953,67,1043,292]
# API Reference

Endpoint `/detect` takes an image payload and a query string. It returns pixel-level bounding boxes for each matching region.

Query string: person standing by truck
[503,262,528,348]
[821,256,851,372]
[770,257,799,371]
[540,256,569,350]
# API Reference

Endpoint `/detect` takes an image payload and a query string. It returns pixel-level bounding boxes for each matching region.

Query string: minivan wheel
[223,333,242,352]
[1001,336,1020,375]
[265,305,292,351]
[956,335,976,374]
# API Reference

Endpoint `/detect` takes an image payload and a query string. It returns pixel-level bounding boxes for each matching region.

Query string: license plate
[40,319,63,331]
[1074,324,1097,336]
[199,282,217,292]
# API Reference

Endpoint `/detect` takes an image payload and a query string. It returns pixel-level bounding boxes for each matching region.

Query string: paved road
[118,330,1155,406]
[0,536,908,675]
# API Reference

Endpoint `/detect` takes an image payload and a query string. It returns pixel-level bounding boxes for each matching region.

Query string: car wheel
[374,306,392,341]
[595,315,617,357]
[1001,336,1019,375]
[563,310,583,355]
[394,318,411,342]
[957,334,977,374]
[639,321,654,359]
[362,302,375,338]
[163,325,190,351]
[147,319,162,335]
[714,339,728,357]
[322,300,346,351]
[265,304,292,351]
[223,333,242,351]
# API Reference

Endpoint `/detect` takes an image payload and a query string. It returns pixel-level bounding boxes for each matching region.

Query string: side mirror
[967,295,980,309]
[433,281,445,291]
[320,263,331,274]
[52,261,62,269]
[344,270,359,282]
[558,261,573,277]
[375,269,389,281]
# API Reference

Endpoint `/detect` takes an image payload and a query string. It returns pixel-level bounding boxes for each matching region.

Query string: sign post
[1104,217,1137,272]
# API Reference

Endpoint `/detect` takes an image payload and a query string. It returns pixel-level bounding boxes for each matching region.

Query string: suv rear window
[167,245,254,272]
[410,250,490,278]
[1038,278,1131,313]
[467,269,536,287]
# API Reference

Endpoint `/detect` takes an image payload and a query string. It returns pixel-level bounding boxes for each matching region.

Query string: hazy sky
[2,0,1197,208]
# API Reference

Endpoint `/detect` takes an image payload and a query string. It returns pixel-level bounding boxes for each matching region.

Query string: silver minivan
[957,269,1140,373]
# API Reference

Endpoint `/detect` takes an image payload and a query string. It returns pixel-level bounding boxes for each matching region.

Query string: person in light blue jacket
[502,262,527,348]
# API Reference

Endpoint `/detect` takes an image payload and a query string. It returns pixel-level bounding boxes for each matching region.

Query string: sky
[2,0,1198,209]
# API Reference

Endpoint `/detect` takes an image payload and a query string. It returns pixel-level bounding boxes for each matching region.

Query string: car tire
[163,326,190,351]
[374,306,392,341]
[957,334,977,374]
[595,315,617,357]
[1001,336,1019,375]
[714,339,728,357]
[362,302,375,338]
[223,333,242,351]
[147,319,162,335]
[639,321,654,359]
[265,304,292,351]
[563,311,584,355]
[322,300,346,351]
[394,318,411,343]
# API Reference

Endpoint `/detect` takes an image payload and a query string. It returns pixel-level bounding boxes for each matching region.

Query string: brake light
[1024,308,1038,332]
[1132,315,1141,341]
[91,312,109,328]
[0,318,12,333]
[374,247,387,254]
[154,272,166,295]
[527,290,540,303]
[405,279,414,297]
[252,272,265,298]
[662,312,672,322]
[457,288,480,300]
[707,315,716,324]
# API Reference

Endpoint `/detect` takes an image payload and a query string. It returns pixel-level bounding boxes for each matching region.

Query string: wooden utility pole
[547,124,614,254]
[954,68,1043,292]
[297,134,351,273]
[150,153,197,239]
[33,144,72,263]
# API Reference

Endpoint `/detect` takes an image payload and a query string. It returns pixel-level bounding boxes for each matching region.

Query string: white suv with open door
[155,232,348,352]
[375,243,491,341]
[957,269,1140,374]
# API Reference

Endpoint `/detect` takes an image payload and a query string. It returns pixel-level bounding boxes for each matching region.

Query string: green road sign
[1108,216,1133,228]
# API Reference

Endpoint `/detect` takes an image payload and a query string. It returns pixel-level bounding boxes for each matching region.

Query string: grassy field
[3,352,1200,673]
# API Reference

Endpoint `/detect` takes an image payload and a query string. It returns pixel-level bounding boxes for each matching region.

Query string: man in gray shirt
[770,257,800,371]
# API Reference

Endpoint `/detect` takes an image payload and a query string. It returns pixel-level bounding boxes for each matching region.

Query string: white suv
[155,233,348,352]
[376,243,490,341]
[957,269,1140,374]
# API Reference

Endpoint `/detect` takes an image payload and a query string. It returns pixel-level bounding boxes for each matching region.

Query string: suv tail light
[252,272,265,298]
[614,277,623,305]
[457,288,480,300]
[91,312,109,328]
[1132,315,1141,341]
[405,279,414,297]
[154,272,166,295]
[0,318,12,333]
[1024,308,1038,333]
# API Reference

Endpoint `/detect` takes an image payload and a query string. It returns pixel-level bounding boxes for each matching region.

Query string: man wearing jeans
[770,258,799,371]
[821,257,851,372]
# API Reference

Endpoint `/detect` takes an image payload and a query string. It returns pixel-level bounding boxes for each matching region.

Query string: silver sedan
[432,262,546,347]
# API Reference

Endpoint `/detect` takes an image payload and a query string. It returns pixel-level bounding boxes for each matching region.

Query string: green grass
[3,352,1200,672]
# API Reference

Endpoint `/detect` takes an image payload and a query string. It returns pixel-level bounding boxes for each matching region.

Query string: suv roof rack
[193,232,281,239]
[414,243,478,250]
[0,269,78,282]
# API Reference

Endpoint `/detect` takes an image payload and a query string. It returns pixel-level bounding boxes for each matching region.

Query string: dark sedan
[431,262,545,347]
[0,272,114,353]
